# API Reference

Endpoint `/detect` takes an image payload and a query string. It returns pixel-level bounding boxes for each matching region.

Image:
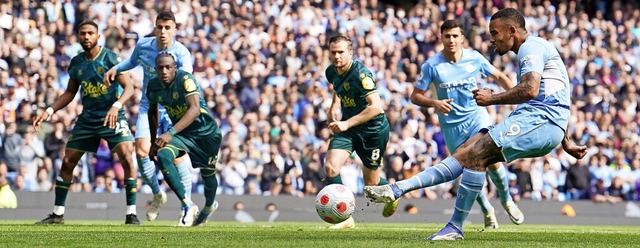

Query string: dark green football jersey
[146,69,219,138]
[325,60,383,128]
[68,47,124,122]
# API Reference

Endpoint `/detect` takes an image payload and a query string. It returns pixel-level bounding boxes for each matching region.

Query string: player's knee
[156,149,175,168]
[135,141,150,158]
[324,160,341,176]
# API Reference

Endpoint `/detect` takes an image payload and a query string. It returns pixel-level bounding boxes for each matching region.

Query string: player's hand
[103,68,118,87]
[103,106,119,129]
[435,99,453,116]
[155,133,173,148]
[329,121,350,133]
[563,143,587,160]
[33,112,49,132]
[473,88,493,106]
[149,144,158,161]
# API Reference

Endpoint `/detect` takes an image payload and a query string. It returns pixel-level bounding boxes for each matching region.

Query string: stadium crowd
[0,0,639,205]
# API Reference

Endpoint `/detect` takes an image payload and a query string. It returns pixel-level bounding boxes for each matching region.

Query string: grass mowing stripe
[1,222,639,248]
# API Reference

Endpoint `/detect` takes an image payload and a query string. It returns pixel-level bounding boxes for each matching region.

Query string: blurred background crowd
[0,0,639,206]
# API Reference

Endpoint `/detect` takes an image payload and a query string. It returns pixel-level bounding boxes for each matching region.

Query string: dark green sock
[201,169,218,208]
[327,175,343,185]
[157,149,185,201]
[378,177,388,186]
[54,180,72,206]
[124,178,137,206]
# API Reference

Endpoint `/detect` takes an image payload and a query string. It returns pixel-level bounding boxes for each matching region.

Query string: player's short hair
[155,52,176,64]
[156,11,176,23]
[440,20,464,34]
[76,20,99,33]
[329,35,353,50]
[490,8,526,31]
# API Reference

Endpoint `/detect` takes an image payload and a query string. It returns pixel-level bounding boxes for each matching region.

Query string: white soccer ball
[315,184,356,224]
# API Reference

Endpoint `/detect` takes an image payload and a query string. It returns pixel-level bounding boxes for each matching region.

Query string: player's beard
[81,41,96,52]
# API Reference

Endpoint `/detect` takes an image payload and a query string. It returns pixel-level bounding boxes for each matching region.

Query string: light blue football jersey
[416,49,496,127]
[515,36,571,131]
[114,37,192,93]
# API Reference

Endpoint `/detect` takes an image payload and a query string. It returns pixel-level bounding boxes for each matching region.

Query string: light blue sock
[488,164,513,204]
[475,187,492,214]
[395,156,463,194]
[176,159,193,199]
[138,157,160,194]
[450,169,486,230]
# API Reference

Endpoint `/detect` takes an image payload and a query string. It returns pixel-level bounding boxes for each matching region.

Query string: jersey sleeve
[356,67,377,96]
[474,50,496,77]
[517,41,545,77]
[176,45,193,73]
[415,62,433,91]
[324,67,334,86]
[67,56,81,80]
[181,72,200,97]
[115,42,140,73]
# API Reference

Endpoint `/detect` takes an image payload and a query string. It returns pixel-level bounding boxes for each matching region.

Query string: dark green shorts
[328,116,390,169]
[159,131,222,169]
[66,119,133,152]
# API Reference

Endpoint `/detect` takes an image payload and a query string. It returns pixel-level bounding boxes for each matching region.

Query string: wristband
[168,127,178,136]
[45,107,54,116]
[112,101,123,109]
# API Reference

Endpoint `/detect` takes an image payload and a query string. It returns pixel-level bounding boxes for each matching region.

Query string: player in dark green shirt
[33,20,139,225]
[323,35,396,228]
[147,52,222,226]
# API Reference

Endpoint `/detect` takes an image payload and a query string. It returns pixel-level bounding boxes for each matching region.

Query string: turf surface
[1,221,639,247]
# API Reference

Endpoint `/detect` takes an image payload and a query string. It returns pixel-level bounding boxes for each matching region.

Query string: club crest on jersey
[184,79,197,92]
[343,82,350,91]
[362,77,375,90]
[173,92,179,100]
[465,64,475,73]
[96,66,103,74]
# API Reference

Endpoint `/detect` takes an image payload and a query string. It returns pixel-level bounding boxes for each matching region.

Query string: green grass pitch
[1,221,639,247]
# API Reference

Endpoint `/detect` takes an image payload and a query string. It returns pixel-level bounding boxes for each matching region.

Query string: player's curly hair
[155,52,176,63]
[490,8,527,31]
[75,20,99,33]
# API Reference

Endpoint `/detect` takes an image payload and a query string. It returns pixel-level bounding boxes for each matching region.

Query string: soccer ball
[315,184,356,224]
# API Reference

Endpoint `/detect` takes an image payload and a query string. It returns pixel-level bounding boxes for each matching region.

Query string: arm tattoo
[489,72,541,105]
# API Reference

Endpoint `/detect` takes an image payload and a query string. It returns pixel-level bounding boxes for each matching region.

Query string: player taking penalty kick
[411,19,523,229]
[365,8,587,240]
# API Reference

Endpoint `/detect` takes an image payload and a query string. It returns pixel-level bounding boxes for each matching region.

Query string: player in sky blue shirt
[103,11,196,224]
[411,20,522,230]
[365,9,587,241]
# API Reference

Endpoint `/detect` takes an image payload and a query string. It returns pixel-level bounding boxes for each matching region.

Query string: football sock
[327,175,343,185]
[395,156,463,194]
[488,164,513,204]
[475,188,491,214]
[450,169,486,230]
[176,159,193,199]
[138,157,160,194]
[157,149,185,201]
[124,178,137,207]
[53,177,71,209]
[201,168,218,208]
[378,177,388,186]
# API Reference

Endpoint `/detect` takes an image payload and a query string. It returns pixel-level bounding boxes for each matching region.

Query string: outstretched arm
[33,78,80,131]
